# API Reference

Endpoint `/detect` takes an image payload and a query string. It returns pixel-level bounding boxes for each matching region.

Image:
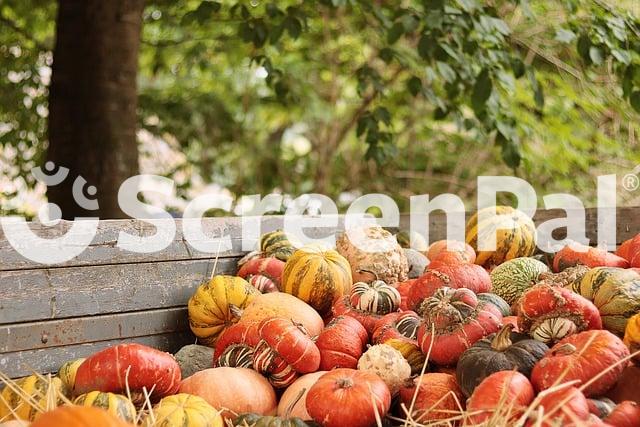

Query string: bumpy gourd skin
[316,315,367,370]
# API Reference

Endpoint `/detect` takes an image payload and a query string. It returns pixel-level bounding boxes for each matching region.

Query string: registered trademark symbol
[623,173,640,191]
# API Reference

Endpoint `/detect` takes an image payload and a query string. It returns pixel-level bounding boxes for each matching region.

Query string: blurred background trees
[1,0,639,218]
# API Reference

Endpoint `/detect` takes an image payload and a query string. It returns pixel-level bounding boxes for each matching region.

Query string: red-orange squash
[277,371,327,420]
[553,242,629,272]
[427,240,476,264]
[466,370,535,424]
[527,386,590,426]
[30,406,132,427]
[306,369,391,427]
[531,330,630,397]
[213,321,260,368]
[605,365,640,404]
[604,401,640,427]
[237,257,284,293]
[316,316,368,370]
[179,367,277,420]
[398,373,463,422]
[617,238,634,261]
[397,278,416,311]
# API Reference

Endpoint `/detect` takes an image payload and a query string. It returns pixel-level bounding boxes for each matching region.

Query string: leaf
[527,69,544,109]
[511,58,525,78]
[631,91,640,113]
[577,34,591,63]
[471,68,492,114]
[436,61,456,83]
[387,22,404,44]
[589,46,604,65]
[425,11,443,30]
[491,18,511,36]
[373,106,391,125]
[456,0,478,12]
[285,17,302,39]
[611,49,631,65]
[407,76,422,96]
[401,14,419,32]
[379,47,395,64]
[418,34,432,59]
[555,28,576,43]
[500,138,522,168]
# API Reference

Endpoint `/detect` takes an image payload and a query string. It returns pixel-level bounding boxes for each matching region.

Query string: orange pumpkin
[30,406,132,427]
[466,370,534,424]
[604,401,640,427]
[427,240,476,264]
[605,365,640,404]
[528,386,590,426]
[398,373,463,422]
[316,316,368,370]
[553,242,629,272]
[277,371,327,419]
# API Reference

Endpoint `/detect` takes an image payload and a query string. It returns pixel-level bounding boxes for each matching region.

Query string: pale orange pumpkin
[277,371,328,420]
[30,406,132,427]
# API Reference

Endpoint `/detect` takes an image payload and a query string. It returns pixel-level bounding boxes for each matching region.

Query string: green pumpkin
[233,413,319,427]
[261,230,296,261]
[477,293,512,317]
[490,257,549,305]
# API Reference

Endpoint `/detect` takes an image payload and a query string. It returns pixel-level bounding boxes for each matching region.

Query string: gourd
[531,330,630,397]
[174,345,214,378]
[315,316,368,370]
[605,365,640,405]
[604,401,640,427]
[280,245,352,315]
[261,229,297,261]
[372,311,424,374]
[466,370,535,424]
[477,293,512,317]
[516,283,602,343]
[357,344,411,395]
[404,248,429,279]
[144,394,223,427]
[233,414,318,427]
[427,240,476,263]
[57,357,85,390]
[237,257,284,293]
[30,406,132,427]
[277,371,327,420]
[188,275,260,346]
[73,392,136,424]
[529,386,590,426]
[489,257,549,305]
[398,373,463,423]
[213,321,260,369]
[553,242,629,272]
[456,324,549,397]
[417,287,502,365]
[465,205,537,268]
[623,313,640,365]
[336,226,409,284]
[306,369,391,427]
[0,375,68,422]
[396,230,429,253]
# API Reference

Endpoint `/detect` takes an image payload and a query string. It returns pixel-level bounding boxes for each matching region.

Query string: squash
[179,367,277,420]
[456,324,549,397]
[357,344,411,395]
[336,226,409,284]
[57,358,85,391]
[427,240,476,263]
[0,375,68,421]
[516,283,602,343]
[417,286,502,365]
[73,343,181,402]
[617,238,634,261]
[605,365,640,404]
[144,394,223,427]
[372,311,424,374]
[572,267,640,335]
[553,242,629,272]
[316,316,368,370]
[73,392,136,424]
[531,330,630,397]
[588,398,617,419]
[30,406,132,427]
[174,345,214,378]
[384,338,427,375]
[465,206,537,268]
[280,245,352,315]
[489,257,549,305]
[466,370,535,424]
[477,293,512,316]
[235,292,324,338]
[623,313,640,365]
[398,373,463,423]
[188,275,260,346]
[397,278,416,311]
[396,230,429,253]
[277,372,327,420]
[213,321,260,369]
[529,386,591,426]
[261,229,297,261]
[237,257,285,293]
[233,414,318,427]
[306,369,391,427]
[604,401,640,427]
[404,248,429,279]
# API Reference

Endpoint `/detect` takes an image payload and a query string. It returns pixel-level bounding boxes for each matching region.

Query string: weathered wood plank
[0,332,194,379]
[0,258,238,324]
[0,307,189,353]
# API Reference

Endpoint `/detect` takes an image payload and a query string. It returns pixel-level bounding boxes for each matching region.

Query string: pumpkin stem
[336,377,354,388]
[292,320,310,337]
[284,387,307,419]
[229,304,243,319]
[552,343,577,355]
[491,324,514,351]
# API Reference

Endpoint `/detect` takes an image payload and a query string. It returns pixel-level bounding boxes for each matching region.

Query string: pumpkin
[605,365,640,404]
[623,313,640,365]
[336,226,409,284]
[237,257,285,293]
[503,315,520,331]
[306,368,391,427]
[588,398,617,419]
[235,292,324,337]
[57,358,85,390]
[0,421,29,427]
[398,373,463,423]
[477,292,512,316]
[233,413,318,427]
[397,278,416,311]
[427,239,476,263]
[571,267,640,335]
[280,245,352,315]
[528,386,591,426]
[316,316,368,370]
[465,206,537,268]
[372,311,424,373]
[174,345,214,379]
[553,242,629,272]
[261,229,297,261]
[456,324,549,397]
[404,248,429,279]
[407,262,491,313]
[617,238,634,261]
[277,372,327,420]
[396,230,429,253]
[213,321,260,368]
[384,338,427,375]
[179,367,277,420]
[604,401,640,427]
[30,406,132,427]
[489,257,549,305]
[73,392,136,424]
[466,370,535,424]
[73,343,181,401]
[188,275,260,346]
[357,344,411,395]
[0,375,68,421]
[144,393,223,427]
[531,330,630,397]
[516,283,602,343]
[417,287,502,365]
[253,317,321,388]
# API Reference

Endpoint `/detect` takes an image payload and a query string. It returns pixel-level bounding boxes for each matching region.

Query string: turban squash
[553,242,629,272]
[316,315,368,370]
[489,257,549,305]
[372,311,424,374]
[213,321,260,369]
[332,279,400,333]
[237,257,284,293]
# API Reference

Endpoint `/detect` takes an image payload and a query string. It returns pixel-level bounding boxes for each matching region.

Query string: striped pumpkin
[145,394,223,427]
[349,280,401,315]
[477,293,512,317]
[466,206,537,268]
[261,230,296,261]
[571,267,640,334]
[253,340,299,388]
[216,344,254,369]
[188,275,260,346]
[0,375,68,421]
[489,257,549,305]
[281,245,352,315]
[73,392,136,423]
[57,357,85,390]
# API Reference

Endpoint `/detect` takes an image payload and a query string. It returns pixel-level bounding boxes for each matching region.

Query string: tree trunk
[47,0,144,219]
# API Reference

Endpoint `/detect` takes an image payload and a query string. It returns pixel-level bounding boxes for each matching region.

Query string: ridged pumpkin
[623,313,640,365]
[466,370,535,424]
[477,293,512,317]
[489,257,549,305]
[281,245,352,315]
[372,311,424,373]
[553,242,629,272]
[188,275,260,346]
[144,394,223,427]
[213,321,260,369]
[427,240,476,263]
[529,386,591,426]
[57,358,85,390]
[465,206,537,268]
[261,230,297,261]
[399,373,463,423]
[0,375,68,421]
[73,392,136,424]
[604,401,640,427]
[316,316,368,370]
[571,267,640,335]
[30,406,132,427]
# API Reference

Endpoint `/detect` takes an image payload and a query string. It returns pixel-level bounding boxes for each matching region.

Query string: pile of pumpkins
[2,205,640,427]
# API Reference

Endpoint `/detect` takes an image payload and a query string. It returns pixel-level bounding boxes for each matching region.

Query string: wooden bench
[1,207,638,378]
